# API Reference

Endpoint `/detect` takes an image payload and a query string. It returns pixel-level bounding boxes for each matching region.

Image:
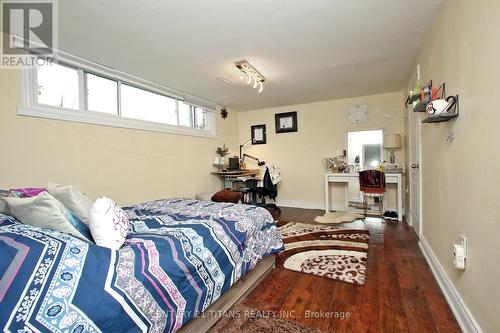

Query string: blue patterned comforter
[0,198,283,332]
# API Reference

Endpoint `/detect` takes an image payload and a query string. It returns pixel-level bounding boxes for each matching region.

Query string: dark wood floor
[240,207,461,333]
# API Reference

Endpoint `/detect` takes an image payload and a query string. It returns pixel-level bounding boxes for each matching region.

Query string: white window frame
[17,51,217,138]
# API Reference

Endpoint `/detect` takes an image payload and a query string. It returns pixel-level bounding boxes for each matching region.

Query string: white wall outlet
[459,235,467,258]
[453,235,467,270]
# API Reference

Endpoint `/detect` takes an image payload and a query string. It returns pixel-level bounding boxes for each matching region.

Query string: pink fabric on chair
[359,170,386,194]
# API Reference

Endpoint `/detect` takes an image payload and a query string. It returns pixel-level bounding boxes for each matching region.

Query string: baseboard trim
[419,237,483,333]
[275,199,397,213]
[275,199,325,210]
[404,208,410,225]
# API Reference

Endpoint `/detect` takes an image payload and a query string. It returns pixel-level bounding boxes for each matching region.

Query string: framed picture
[275,111,298,133]
[251,124,266,144]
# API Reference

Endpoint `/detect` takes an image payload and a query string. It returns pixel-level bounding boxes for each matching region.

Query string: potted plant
[215,144,229,169]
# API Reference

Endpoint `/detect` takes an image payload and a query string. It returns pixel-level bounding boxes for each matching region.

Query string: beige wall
[238,92,405,210]
[0,69,239,206]
[412,0,500,331]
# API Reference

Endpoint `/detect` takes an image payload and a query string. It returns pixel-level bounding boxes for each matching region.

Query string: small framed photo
[251,124,266,144]
[275,111,298,133]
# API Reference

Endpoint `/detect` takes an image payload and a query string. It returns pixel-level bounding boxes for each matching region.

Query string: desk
[324,172,403,221]
[211,169,260,190]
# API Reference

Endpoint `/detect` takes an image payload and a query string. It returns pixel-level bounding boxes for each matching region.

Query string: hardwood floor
[240,207,461,333]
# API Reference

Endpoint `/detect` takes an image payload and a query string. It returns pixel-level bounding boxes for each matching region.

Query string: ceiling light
[235,60,265,93]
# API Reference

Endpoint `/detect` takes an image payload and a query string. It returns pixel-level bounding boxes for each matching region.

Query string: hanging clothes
[267,164,281,185]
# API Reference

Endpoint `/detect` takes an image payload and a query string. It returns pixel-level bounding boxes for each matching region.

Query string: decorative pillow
[88,197,129,250]
[10,187,46,198]
[4,192,93,242]
[211,189,243,204]
[47,183,93,225]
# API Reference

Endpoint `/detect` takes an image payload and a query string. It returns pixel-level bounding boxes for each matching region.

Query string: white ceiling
[59,0,443,111]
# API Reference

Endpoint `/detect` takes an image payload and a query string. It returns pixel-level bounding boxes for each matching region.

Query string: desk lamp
[242,154,265,167]
[383,134,401,164]
[239,139,252,161]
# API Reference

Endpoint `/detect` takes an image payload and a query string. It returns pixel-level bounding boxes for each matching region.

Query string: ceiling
[59,0,443,111]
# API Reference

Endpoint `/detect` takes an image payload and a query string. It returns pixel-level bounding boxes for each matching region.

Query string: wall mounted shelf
[422,94,459,123]
[422,112,459,123]
[406,79,459,124]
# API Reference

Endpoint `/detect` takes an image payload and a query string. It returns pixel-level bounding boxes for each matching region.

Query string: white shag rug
[314,211,364,224]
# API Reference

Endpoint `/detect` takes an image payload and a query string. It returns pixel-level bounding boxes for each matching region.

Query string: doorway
[408,107,422,238]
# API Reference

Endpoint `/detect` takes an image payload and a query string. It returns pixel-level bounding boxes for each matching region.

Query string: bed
[0,198,283,332]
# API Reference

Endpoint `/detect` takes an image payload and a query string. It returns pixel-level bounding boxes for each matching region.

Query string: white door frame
[408,108,423,238]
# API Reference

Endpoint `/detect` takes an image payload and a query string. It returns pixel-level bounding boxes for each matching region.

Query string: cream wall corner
[410,0,500,332]
[0,69,238,205]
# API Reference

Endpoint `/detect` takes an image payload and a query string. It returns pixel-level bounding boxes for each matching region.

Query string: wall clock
[347,103,368,123]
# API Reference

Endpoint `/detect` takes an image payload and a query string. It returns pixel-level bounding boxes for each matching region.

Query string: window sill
[17,106,216,138]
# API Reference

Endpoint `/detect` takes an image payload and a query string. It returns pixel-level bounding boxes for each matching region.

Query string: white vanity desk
[324,172,403,221]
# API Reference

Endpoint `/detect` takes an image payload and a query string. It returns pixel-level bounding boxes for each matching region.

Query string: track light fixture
[235,60,265,93]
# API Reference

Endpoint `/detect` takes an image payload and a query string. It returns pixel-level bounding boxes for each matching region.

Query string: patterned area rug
[277,222,369,285]
[208,305,322,333]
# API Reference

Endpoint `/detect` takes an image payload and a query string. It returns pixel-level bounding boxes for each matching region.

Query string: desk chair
[246,168,281,215]
[359,169,386,218]
[233,178,259,204]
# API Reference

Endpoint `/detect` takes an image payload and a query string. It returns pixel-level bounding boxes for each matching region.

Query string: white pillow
[47,183,93,225]
[89,197,129,250]
[4,192,93,241]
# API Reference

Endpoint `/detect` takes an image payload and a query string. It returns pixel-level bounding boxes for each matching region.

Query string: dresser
[324,172,403,221]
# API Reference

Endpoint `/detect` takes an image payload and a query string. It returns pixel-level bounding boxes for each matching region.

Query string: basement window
[85,73,118,114]
[37,63,79,110]
[18,53,216,138]
[178,101,193,127]
[120,84,177,125]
